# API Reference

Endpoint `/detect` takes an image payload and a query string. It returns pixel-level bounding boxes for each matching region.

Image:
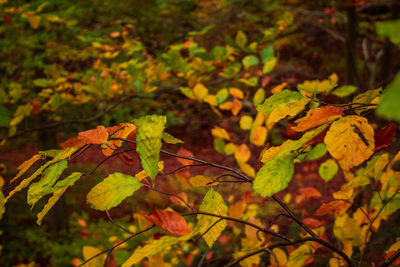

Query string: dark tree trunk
[345,2,360,87]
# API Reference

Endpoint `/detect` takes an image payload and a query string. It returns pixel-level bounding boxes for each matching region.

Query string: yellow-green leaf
[86,172,143,211]
[376,74,400,122]
[10,154,41,183]
[82,246,105,267]
[197,188,228,247]
[319,159,338,182]
[122,233,193,267]
[240,115,253,130]
[135,115,166,180]
[324,116,374,170]
[253,154,295,197]
[0,191,4,220]
[297,73,338,94]
[27,159,68,206]
[36,172,82,225]
[253,88,265,106]
[262,58,277,74]
[236,30,247,48]
[162,132,183,144]
[332,85,357,97]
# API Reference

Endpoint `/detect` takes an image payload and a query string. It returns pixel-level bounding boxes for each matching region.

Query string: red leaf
[143,208,192,237]
[176,148,194,166]
[119,152,134,165]
[3,13,12,25]
[302,218,324,228]
[78,125,109,144]
[29,99,41,115]
[374,123,397,153]
[303,125,330,148]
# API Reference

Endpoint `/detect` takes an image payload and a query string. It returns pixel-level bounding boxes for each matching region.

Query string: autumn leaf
[324,116,374,170]
[78,125,109,144]
[234,144,251,163]
[193,83,208,100]
[229,88,244,99]
[86,173,143,210]
[176,148,194,166]
[257,89,309,128]
[314,200,351,216]
[228,200,246,219]
[162,132,184,144]
[143,208,192,236]
[231,99,242,115]
[135,115,166,180]
[374,123,397,153]
[211,126,230,140]
[292,106,344,132]
[319,159,338,182]
[253,154,295,197]
[122,233,193,267]
[189,175,217,187]
[297,73,338,93]
[239,115,253,130]
[82,246,105,267]
[10,154,41,183]
[60,136,86,149]
[197,188,228,247]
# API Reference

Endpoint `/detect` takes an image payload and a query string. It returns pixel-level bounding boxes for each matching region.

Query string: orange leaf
[60,136,86,149]
[176,148,194,165]
[303,218,324,229]
[231,99,242,116]
[229,88,244,99]
[234,144,251,163]
[143,208,192,237]
[292,106,344,132]
[299,187,322,198]
[303,126,330,148]
[78,126,108,144]
[314,200,351,216]
[228,200,246,219]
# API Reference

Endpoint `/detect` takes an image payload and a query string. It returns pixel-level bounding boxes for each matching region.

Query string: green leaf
[36,172,82,225]
[242,55,259,67]
[179,87,195,100]
[260,46,274,63]
[162,132,183,144]
[236,30,247,48]
[263,58,277,74]
[253,88,265,106]
[331,85,357,97]
[0,104,10,127]
[318,159,338,182]
[33,78,51,87]
[5,148,77,202]
[135,115,166,180]
[306,143,327,160]
[253,154,295,197]
[27,159,68,206]
[86,172,143,211]
[376,20,400,44]
[122,233,193,267]
[197,188,228,247]
[257,90,304,115]
[376,74,400,122]
[216,88,229,104]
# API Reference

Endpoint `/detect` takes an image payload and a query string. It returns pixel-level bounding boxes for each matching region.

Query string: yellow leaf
[229,88,244,99]
[271,82,287,94]
[10,154,41,183]
[204,94,218,106]
[219,101,232,110]
[82,246,106,267]
[193,83,208,100]
[231,99,242,116]
[238,161,255,177]
[135,161,164,181]
[189,175,217,187]
[239,115,253,130]
[197,189,228,247]
[266,98,309,129]
[325,116,374,170]
[333,188,354,200]
[224,143,237,155]
[234,144,251,163]
[270,248,287,266]
[211,126,230,140]
[260,140,291,163]
[28,15,41,29]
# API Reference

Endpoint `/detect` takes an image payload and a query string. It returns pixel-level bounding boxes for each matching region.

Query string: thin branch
[381,249,400,267]
[193,218,223,242]
[78,225,155,267]
[145,184,197,212]
[164,163,207,175]
[105,209,132,234]
[197,248,210,267]
[183,211,291,242]
[109,137,253,183]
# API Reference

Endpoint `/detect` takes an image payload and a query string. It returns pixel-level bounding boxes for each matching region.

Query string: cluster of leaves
[2,0,400,266]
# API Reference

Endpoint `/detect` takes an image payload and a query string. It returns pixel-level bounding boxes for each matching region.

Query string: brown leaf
[78,126,109,144]
[60,136,86,149]
[302,218,324,228]
[374,123,397,153]
[293,106,344,132]
[143,208,192,237]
